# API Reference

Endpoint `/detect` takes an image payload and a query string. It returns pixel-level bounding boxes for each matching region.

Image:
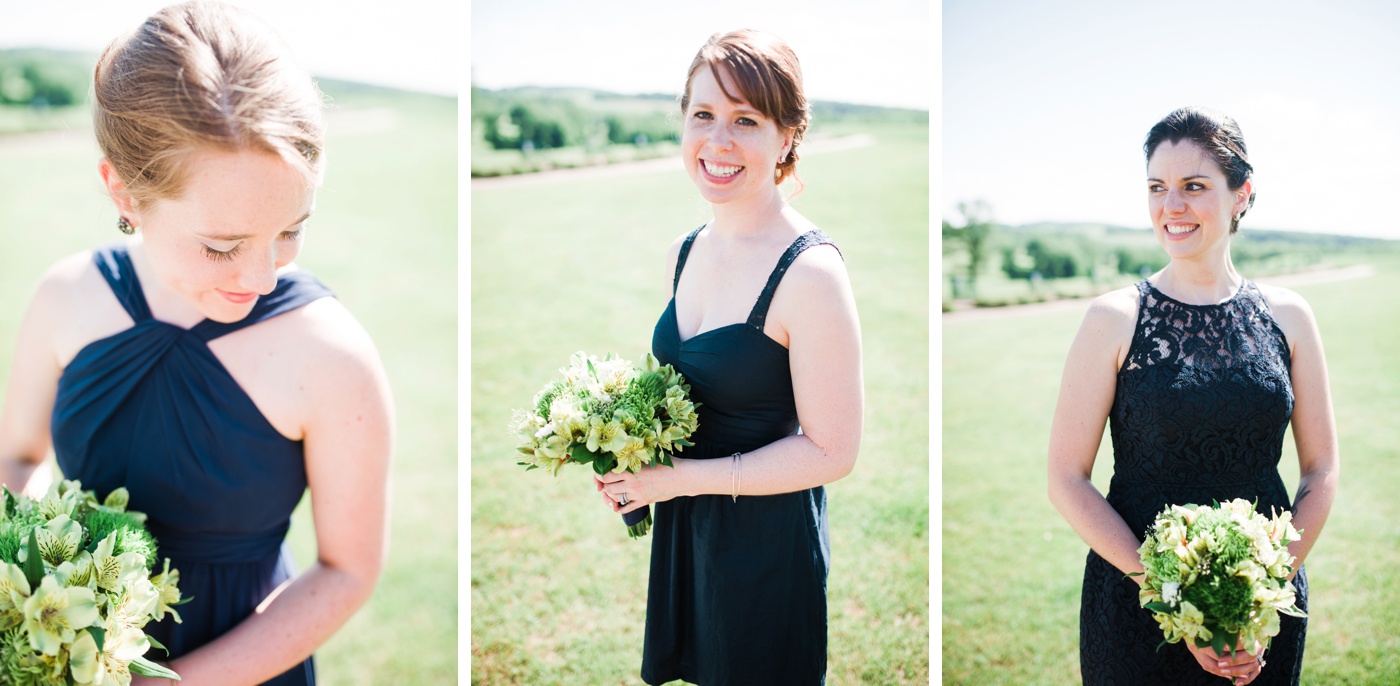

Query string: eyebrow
[1146,175,1210,183]
[690,101,761,116]
[197,212,312,240]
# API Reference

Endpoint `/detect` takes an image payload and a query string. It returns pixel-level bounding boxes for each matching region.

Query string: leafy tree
[945,200,995,296]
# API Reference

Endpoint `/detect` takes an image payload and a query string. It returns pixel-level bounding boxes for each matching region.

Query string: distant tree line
[945,201,1358,300]
[0,50,91,108]
[472,86,678,152]
[471,86,929,153]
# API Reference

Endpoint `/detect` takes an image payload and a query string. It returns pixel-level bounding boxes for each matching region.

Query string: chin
[201,300,258,324]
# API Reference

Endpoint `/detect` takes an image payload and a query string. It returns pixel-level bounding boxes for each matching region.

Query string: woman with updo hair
[592,29,863,685]
[0,2,392,683]
[1048,106,1339,685]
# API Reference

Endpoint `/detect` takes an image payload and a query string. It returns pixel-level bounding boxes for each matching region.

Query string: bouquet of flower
[1134,498,1307,657]
[511,351,701,538]
[0,480,185,685]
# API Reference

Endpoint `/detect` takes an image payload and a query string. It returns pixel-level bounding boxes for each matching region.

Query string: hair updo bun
[93,0,325,208]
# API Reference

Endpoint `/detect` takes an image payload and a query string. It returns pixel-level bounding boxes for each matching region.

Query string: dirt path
[941,264,1377,324]
[470,133,877,190]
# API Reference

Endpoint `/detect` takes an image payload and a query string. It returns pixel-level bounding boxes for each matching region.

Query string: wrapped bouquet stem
[1133,498,1307,658]
[511,352,700,538]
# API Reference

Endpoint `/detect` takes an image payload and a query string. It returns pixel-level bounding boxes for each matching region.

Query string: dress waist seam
[1109,475,1283,489]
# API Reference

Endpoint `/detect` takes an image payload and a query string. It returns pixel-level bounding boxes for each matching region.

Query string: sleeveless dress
[643,226,838,686]
[1079,278,1307,685]
[51,245,331,685]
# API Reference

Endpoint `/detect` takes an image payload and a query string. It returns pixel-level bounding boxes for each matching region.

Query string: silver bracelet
[730,452,741,502]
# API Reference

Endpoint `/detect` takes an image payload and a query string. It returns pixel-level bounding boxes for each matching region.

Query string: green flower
[54,552,95,589]
[35,514,85,567]
[23,575,98,655]
[611,436,650,474]
[102,488,130,513]
[68,615,149,686]
[0,562,31,630]
[586,417,628,455]
[149,558,183,624]
[91,533,148,594]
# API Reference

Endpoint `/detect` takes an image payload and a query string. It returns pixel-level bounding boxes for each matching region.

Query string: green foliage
[80,510,158,570]
[1003,237,1086,280]
[472,86,677,152]
[0,509,45,565]
[945,200,995,296]
[0,49,92,108]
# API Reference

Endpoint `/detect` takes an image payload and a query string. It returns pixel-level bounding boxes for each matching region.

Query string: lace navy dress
[51,245,330,685]
[1080,278,1307,685]
[644,227,838,686]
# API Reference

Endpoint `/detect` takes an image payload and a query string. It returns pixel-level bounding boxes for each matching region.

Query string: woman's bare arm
[153,301,394,684]
[1047,289,1144,577]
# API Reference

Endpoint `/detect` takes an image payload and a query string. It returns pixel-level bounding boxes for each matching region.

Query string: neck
[708,185,788,237]
[126,236,206,329]
[1158,248,1241,304]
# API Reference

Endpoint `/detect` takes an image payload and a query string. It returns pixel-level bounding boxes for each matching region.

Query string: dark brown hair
[1144,106,1255,233]
[681,30,810,188]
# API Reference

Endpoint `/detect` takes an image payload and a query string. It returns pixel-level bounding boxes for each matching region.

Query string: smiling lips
[1165,223,1199,237]
[702,159,744,180]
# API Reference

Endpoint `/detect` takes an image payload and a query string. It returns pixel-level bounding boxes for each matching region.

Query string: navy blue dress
[644,226,837,685]
[52,245,331,685]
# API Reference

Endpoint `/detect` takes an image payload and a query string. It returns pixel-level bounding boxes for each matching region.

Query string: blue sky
[0,0,458,96]
[471,0,932,110]
[944,0,1400,238]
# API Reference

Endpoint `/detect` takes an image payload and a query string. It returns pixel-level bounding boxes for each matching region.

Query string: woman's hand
[594,460,687,515]
[1184,638,1265,684]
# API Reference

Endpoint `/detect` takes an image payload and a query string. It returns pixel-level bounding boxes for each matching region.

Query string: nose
[1164,188,1187,214]
[708,125,733,152]
[236,250,279,295]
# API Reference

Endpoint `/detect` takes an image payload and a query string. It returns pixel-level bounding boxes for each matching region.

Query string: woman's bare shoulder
[32,250,102,299]
[1072,285,1140,361]
[1254,282,1320,344]
[1083,285,1140,328]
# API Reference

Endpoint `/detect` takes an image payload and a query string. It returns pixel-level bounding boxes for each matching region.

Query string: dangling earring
[117,216,134,234]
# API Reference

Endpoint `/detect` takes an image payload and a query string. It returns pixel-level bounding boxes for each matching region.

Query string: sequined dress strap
[746,229,839,329]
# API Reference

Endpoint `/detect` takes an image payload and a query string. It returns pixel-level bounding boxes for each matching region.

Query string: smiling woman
[588,29,864,686]
[1047,107,1339,686]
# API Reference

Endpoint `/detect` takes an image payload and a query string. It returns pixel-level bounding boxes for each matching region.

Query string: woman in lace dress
[1048,107,1339,685]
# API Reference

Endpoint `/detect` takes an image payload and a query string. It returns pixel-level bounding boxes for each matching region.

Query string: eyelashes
[691,111,760,127]
[201,228,305,263]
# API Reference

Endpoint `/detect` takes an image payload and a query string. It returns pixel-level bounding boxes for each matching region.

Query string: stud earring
[117,216,134,234]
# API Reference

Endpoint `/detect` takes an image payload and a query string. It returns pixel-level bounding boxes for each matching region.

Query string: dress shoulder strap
[93,244,152,323]
[747,229,841,329]
[190,270,335,341]
[671,224,705,295]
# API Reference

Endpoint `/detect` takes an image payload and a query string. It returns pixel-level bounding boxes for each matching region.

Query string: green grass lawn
[0,86,457,683]
[942,253,1400,684]
[471,121,930,684]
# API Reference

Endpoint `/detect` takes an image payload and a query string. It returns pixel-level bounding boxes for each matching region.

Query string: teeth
[1166,224,1197,235]
[703,160,743,177]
